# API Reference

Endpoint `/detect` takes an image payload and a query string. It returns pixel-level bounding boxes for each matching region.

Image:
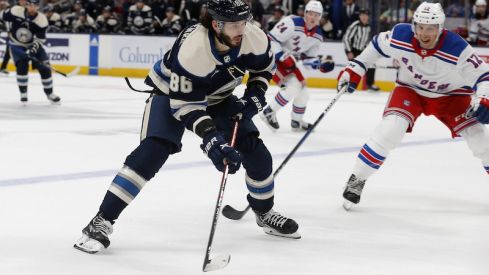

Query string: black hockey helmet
[207,0,251,22]
[27,0,39,4]
[359,8,370,15]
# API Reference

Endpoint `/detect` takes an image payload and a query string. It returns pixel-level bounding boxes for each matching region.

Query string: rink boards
[1,32,489,91]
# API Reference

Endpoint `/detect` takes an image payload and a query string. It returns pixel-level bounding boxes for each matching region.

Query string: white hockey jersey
[267,15,323,65]
[350,24,489,98]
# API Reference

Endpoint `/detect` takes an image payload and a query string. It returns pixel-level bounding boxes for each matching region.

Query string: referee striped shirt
[343,20,370,52]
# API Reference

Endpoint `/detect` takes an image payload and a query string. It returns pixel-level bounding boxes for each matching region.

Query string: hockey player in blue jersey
[0,0,60,104]
[74,0,300,254]
[338,2,489,210]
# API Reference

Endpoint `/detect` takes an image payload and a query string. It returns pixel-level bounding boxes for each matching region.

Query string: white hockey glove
[465,94,489,124]
[337,60,366,93]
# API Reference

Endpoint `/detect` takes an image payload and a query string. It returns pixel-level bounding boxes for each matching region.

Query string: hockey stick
[7,42,80,78]
[303,62,398,70]
[203,118,240,272]
[222,86,348,220]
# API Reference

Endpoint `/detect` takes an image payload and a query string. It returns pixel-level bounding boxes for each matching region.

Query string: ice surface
[0,74,488,275]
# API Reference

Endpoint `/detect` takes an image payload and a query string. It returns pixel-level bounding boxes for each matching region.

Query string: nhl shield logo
[421,50,427,56]
[224,55,231,63]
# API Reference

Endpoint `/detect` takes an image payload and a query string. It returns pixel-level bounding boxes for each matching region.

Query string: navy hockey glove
[319,55,335,73]
[228,88,266,120]
[279,52,297,70]
[26,43,40,58]
[337,68,362,93]
[466,95,489,124]
[201,131,243,174]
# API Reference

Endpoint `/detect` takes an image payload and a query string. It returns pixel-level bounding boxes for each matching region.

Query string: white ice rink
[1,73,488,275]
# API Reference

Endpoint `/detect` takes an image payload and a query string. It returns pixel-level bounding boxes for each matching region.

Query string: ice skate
[343,174,366,211]
[254,209,300,239]
[260,106,279,132]
[367,85,380,93]
[47,93,61,105]
[0,69,9,77]
[74,211,114,254]
[291,120,313,131]
[20,92,28,105]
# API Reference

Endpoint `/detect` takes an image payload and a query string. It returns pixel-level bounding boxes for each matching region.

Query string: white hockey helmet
[305,0,323,15]
[411,2,446,37]
[476,0,487,6]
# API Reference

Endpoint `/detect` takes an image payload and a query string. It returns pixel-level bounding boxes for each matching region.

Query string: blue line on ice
[0,138,461,187]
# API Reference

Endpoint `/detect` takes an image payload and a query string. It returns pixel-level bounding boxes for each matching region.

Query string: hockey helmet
[305,0,323,15]
[207,0,252,22]
[27,0,39,4]
[476,0,487,6]
[297,4,305,11]
[411,2,445,37]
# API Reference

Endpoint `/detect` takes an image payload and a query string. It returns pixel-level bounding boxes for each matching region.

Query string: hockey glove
[279,52,297,70]
[337,68,362,93]
[26,43,40,58]
[466,95,489,124]
[201,131,243,174]
[228,88,266,120]
[317,55,335,73]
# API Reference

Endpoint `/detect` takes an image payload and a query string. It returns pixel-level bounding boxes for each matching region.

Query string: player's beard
[217,32,242,49]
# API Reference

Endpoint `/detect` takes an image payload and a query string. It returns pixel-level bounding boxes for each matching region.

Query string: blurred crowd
[0,0,488,45]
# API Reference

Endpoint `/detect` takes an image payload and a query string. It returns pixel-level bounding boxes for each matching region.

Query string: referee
[342,8,380,92]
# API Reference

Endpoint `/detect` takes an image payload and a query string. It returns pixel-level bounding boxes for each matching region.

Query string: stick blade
[203,253,230,272]
[222,205,248,220]
[66,66,80,78]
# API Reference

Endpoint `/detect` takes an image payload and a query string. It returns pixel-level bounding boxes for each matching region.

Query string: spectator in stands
[127,0,154,35]
[122,0,136,29]
[73,9,97,33]
[64,0,83,32]
[265,0,281,14]
[244,0,264,25]
[267,5,284,32]
[445,0,466,17]
[44,4,63,33]
[296,4,304,16]
[180,0,206,23]
[339,0,359,39]
[467,0,489,45]
[379,0,412,31]
[96,6,121,34]
[151,0,169,30]
[160,6,182,36]
[320,0,333,21]
[320,11,334,40]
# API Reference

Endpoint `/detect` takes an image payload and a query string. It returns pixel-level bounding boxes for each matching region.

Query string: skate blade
[50,101,61,106]
[259,112,278,133]
[203,253,230,272]
[343,200,354,211]
[73,235,104,254]
[262,227,301,239]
